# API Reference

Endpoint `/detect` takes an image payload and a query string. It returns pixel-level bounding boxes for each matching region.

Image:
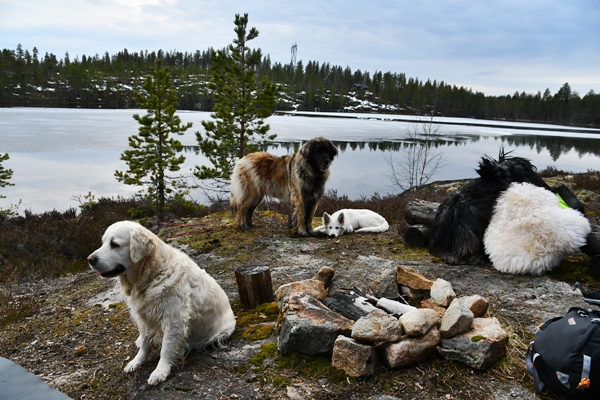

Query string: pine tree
[195,13,279,193]
[0,153,14,199]
[115,59,193,215]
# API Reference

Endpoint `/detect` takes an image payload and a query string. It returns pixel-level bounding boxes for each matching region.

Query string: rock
[377,327,440,369]
[396,265,433,290]
[430,278,456,307]
[399,308,440,337]
[275,279,327,308]
[331,335,378,377]
[459,295,488,318]
[277,293,354,355]
[420,298,446,318]
[438,317,508,370]
[351,309,403,343]
[312,266,335,289]
[328,256,398,299]
[440,298,474,338]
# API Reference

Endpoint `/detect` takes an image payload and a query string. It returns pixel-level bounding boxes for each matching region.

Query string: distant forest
[1,45,599,127]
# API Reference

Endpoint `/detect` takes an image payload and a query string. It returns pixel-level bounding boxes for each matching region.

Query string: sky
[1,0,599,97]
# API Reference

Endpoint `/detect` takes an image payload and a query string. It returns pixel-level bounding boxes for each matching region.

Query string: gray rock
[440,298,474,338]
[351,309,403,343]
[328,255,398,299]
[430,278,456,307]
[438,317,508,369]
[399,308,440,337]
[331,335,378,377]
[376,327,440,368]
[277,292,354,355]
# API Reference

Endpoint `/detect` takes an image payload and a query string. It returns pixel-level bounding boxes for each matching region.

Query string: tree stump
[235,264,274,309]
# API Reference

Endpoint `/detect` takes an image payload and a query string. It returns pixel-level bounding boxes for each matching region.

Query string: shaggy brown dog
[230,137,338,236]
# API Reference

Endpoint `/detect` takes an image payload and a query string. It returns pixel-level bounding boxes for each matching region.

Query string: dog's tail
[229,196,236,218]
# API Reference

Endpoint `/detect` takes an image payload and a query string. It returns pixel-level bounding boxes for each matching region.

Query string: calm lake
[1,107,599,214]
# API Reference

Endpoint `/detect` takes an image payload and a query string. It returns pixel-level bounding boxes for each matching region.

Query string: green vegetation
[2,44,599,126]
[115,59,194,216]
[195,14,279,193]
[0,153,13,199]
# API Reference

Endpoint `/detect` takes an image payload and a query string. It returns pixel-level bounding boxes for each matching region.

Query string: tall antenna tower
[290,42,297,73]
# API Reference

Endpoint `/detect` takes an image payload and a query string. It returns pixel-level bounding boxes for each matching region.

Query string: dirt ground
[1,178,599,400]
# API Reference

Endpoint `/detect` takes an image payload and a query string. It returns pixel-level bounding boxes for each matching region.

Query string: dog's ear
[323,212,330,224]
[299,139,315,158]
[130,228,156,264]
[338,212,345,224]
[328,141,338,159]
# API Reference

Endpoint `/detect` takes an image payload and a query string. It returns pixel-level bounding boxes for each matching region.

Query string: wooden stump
[235,264,274,309]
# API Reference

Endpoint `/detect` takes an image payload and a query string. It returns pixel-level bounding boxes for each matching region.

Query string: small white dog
[87,221,236,385]
[314,209,389,237]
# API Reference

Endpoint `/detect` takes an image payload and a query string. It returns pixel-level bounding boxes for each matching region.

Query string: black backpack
[526,304,600,399]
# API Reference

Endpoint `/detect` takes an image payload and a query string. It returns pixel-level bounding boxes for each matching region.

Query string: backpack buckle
[578,377,590,389]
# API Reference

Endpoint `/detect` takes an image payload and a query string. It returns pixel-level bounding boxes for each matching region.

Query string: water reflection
[183,133,600,163]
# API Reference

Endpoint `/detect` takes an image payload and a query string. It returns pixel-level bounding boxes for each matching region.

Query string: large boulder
[438,317,508,370]
[328,256,398,299]
[278,293,354,355]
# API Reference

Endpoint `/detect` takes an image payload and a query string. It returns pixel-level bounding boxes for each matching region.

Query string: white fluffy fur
[484,182,591,275]
[88,221,235,385]
[314,209,389,237]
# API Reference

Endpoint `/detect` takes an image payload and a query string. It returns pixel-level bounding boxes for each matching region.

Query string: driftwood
[404,199,439,226]
[234,264,274,309]
[375,298,417,316]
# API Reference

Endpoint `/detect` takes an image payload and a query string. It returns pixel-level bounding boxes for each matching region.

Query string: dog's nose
[322,158,330,166]
[87,255,98,266]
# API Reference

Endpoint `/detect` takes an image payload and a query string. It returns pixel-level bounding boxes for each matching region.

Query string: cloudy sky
[1,0,598,97]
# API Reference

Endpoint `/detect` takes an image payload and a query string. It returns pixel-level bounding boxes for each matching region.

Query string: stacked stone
[275,262,509,378]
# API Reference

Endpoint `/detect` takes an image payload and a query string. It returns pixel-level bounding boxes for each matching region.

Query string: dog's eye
[110,240,119,249]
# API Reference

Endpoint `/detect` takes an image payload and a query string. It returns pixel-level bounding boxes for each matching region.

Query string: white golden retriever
[87,221,236,385]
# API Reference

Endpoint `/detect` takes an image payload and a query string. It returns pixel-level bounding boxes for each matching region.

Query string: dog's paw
[124,359,143,373]
[147,365,170,386]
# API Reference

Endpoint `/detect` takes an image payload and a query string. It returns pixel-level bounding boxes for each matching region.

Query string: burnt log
[404,200,439,226]
[235,264,274,309]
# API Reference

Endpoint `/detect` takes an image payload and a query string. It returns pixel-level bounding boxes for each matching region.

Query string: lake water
[1,107,599,214]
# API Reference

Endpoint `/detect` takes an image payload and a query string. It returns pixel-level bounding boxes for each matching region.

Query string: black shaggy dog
[230,137,338,237]
[428,149,551,264]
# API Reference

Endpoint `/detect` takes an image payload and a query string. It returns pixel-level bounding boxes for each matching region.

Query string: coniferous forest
[1,45,599,127]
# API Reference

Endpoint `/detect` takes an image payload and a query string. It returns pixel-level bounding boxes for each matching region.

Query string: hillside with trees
[1,44,599,127]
